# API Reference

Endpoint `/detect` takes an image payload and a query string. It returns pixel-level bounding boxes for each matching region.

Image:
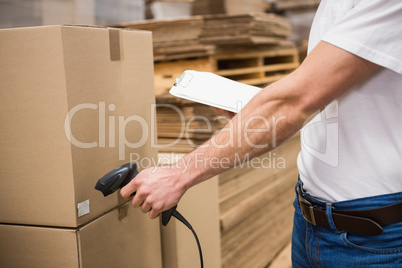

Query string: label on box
[77,199,90,217]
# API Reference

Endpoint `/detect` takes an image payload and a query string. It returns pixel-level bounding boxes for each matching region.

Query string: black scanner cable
[95,162,204,268]
[165,209,204,268]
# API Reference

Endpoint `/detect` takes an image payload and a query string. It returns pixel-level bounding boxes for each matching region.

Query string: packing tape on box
[118,204,129,221]
[109,28,121,61]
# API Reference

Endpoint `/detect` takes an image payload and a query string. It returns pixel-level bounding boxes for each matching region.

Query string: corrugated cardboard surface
[161,176,222,268]
[0,225,79,267]
[0,203,163,268]
[158,154,221,268]
[0,25,158,227]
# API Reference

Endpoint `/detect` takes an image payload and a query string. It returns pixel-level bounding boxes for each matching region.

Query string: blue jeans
[292,181,402,267]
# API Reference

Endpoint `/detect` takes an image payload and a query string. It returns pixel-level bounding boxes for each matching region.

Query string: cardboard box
[158,153,222,268]
[0,25,158,227]
[0,203,163,268]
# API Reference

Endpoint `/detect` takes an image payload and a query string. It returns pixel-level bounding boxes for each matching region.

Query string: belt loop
[325,203,339,232]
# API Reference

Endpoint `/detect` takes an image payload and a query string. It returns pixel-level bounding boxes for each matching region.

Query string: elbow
[289,71,332,123]
[297,92,323,122]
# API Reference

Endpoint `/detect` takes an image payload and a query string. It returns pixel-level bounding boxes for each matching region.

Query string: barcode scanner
[95,162,203,268]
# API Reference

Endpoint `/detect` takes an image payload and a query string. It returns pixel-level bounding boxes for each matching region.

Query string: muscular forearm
[176,41,379,191]
[176,71,309,190]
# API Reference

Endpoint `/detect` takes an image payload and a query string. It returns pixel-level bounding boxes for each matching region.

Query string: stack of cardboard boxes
[0,25,162,267]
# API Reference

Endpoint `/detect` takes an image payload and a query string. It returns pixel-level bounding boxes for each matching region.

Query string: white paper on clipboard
[169,70,262,113]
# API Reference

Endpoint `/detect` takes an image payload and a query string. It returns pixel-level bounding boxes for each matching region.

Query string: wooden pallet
[212,46,299,86]
[154,57,214,95]
[154,46,300,94]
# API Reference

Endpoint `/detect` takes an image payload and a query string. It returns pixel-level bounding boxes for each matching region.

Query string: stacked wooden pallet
[212,45,299,86]
[115,16,214,61]
[219,133,300,268]
[154,57,213,95]
[154,45,299,95]
[154,45,299,154]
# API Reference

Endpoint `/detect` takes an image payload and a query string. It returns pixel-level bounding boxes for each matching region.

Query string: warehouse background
[0,1,320,267]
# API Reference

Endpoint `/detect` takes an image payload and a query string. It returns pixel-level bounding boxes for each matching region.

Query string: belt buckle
[297,186,316,225]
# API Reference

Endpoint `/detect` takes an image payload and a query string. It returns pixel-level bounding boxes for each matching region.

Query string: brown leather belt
[297,186,402,236]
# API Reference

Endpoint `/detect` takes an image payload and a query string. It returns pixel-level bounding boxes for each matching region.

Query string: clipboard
[169,70,262,113]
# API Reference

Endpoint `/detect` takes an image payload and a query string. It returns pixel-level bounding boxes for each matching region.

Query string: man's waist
[297,184,402,236]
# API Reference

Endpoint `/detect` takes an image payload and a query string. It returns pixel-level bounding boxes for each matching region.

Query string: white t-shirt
[297,0,402,202]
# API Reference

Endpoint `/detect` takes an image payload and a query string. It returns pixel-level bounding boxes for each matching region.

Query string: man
[121,0,402,266]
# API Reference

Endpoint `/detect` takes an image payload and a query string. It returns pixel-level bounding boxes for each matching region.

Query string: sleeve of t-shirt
[322,0,402,74]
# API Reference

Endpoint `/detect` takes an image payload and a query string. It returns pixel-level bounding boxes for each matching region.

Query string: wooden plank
[215,62,298,76]
[212,47,300,86]
[213,47,299,60]
[201,36,286,46]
